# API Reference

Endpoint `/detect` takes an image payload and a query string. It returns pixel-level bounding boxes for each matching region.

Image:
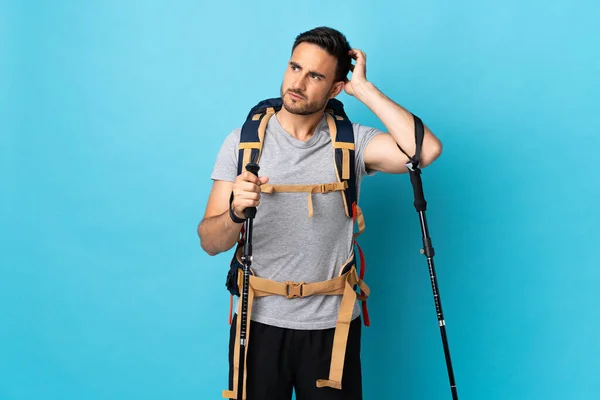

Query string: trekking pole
[237,162,260,400]
[402,115,458,400]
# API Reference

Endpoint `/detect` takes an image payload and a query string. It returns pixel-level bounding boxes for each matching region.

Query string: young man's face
[280,42,343,115]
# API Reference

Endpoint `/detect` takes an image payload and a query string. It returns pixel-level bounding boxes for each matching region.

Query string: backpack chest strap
[260,182,348,218]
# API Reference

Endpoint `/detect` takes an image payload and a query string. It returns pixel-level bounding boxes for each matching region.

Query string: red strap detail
[228,294,233,325]
[238,226,246,247]
[362,300,370,327]
[354,239,369,326]
[355,239,366,281]
[354,240,371,326]
[352,202,357,221]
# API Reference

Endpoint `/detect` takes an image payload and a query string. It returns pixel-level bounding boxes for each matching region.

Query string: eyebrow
[290,61,327,79]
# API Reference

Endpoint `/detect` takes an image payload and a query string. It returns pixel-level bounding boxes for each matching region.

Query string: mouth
[288,91,304,100]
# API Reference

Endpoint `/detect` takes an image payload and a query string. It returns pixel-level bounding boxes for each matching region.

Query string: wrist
[229,205,246,223]
[354,81,376,102]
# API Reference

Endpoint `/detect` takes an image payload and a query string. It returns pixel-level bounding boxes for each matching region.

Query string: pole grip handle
[408,166,427,212]
[244,163,260,219]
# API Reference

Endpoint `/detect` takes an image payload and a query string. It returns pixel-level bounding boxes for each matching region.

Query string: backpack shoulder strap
[230,98,279,211]
[236,98,280,175]
[324,98,356,219]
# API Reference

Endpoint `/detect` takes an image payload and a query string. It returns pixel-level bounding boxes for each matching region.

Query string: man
[198,26,442,400]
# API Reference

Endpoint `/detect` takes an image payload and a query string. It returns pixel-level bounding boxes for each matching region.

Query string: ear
[329,80,345,99]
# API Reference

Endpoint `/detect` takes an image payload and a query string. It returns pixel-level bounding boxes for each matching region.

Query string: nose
[291,75,307,92]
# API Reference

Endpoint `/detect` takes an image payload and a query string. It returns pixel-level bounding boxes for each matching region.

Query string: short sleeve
[353,123,384,180]
[210,128,241,182]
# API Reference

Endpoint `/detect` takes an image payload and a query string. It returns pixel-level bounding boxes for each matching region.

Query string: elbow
[197,222,219,256]
[199,236,220,257]
[202,243,219,257]
[421,137,443,168]
[432,138,443,160]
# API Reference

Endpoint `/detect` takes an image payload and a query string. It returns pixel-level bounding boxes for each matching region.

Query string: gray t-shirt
[211,112,381,330]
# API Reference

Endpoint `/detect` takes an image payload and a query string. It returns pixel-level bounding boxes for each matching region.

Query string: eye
[310,73,320,80]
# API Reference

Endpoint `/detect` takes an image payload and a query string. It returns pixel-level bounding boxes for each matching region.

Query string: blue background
[2,0,599,399]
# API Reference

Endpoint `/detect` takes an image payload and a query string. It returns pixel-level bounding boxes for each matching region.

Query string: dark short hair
[292,27,352,83]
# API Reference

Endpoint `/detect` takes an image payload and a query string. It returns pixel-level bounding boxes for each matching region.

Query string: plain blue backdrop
[2,0,599,399]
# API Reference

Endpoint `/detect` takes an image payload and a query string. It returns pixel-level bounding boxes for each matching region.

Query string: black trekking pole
[402,116,458,400]
[237,162,260,400]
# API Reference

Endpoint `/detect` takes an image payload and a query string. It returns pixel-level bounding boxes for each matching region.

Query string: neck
[276,107,324,142]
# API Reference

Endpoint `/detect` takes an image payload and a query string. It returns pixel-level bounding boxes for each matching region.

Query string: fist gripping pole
[237,162,259,400]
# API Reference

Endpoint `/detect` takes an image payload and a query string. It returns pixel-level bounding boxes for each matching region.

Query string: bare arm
[197,180,241,256]
[345,49,443,174]
[359,84,442,174]
[197,171,269,256]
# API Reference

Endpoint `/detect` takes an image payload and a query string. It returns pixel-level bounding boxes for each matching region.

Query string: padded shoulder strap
[325,100,356,219]
[245,97,283,120]
[237,101,279,175]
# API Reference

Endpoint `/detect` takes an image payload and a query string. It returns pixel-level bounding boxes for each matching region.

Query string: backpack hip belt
[222,253,370,399]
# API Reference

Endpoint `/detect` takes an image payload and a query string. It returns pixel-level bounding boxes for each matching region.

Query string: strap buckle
[285,281,305,298]
[405,156,420,173]
[319,183,334,193]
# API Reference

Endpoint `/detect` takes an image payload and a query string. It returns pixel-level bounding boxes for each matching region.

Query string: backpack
[222,97,370,398]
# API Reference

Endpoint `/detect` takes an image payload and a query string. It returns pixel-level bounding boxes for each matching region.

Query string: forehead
[290,42,337,75]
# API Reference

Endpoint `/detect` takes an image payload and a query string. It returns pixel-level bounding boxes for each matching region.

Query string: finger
[234,185,261,198]
[236,171,260,187]
[235,192,260,203]
[238,199,260,209]
[242,170,262,184]
[350,49,366,63]
[355,51,366,65]
[237,181,262,193]
[233,200,260,216]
